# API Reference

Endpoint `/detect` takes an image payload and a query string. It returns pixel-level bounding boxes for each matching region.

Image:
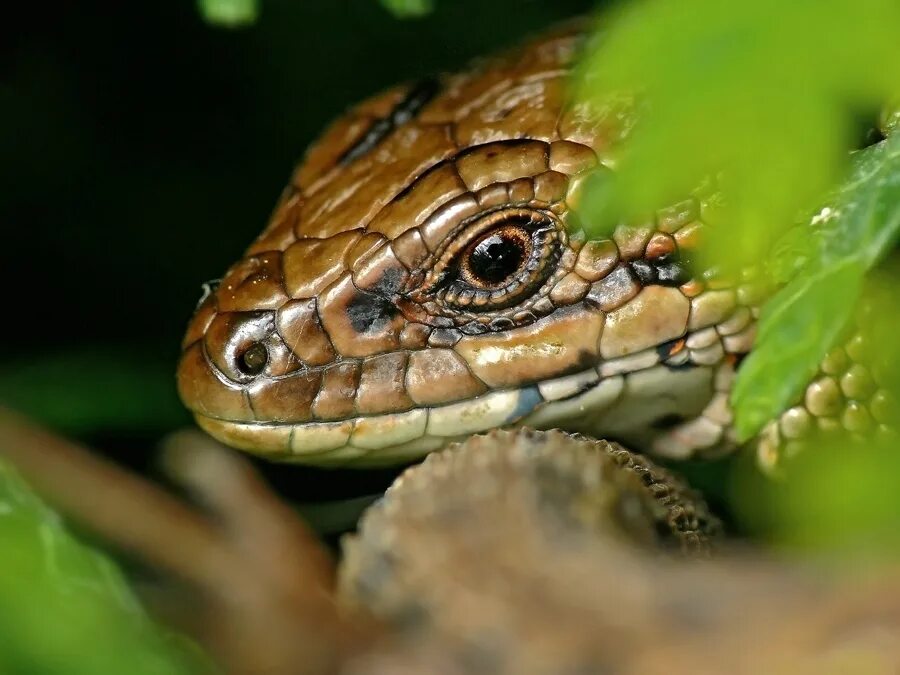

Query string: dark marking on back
[347,289,398,333]
[339,77,441,166]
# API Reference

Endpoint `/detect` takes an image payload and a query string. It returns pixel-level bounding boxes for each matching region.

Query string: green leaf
[0,348,190,436]
[732,132,900,439]
[733,434,900,558]
[818,133,900,270]
[379,0,435,18]
[730,261,862,440]
[197,0,259,28]
[573,0,900,272]
[0,460,211,674]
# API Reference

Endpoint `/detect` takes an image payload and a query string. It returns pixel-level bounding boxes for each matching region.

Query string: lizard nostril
[237,342,269,376]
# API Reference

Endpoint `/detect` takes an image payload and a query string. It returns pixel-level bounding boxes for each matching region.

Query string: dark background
[0,0,602,506]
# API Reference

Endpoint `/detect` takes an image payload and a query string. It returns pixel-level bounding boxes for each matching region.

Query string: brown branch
[0,408,379,675]
[0,407,234,589]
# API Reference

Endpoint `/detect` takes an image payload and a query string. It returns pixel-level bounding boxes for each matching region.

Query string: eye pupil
[238,342,268,376]
[469,234,525,285]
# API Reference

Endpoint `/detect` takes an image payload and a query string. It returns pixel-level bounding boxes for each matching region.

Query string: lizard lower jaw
[194,356,729,468]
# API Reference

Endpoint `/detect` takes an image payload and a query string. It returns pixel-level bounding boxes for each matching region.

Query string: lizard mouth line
[193,339,722,468]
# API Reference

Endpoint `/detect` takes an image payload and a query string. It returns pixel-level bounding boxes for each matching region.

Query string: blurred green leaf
[859,264,900,391]
[0,348,190,436]
[732,132,900,439]
[379,0,435,18]
[573,0,900,272]
[731,262,862,440]
[0,460,210,674]
[733,434,900,558]
[197,0,258,27]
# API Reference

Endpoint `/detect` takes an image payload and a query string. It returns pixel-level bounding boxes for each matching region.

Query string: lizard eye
[424,208,563,312]
[462,225,530,287]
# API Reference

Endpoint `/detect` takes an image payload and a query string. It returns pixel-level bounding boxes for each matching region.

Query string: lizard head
[177,27,759,466]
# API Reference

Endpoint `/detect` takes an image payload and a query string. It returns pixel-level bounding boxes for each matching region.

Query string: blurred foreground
[3,0,900,672]
[3,411,900,674]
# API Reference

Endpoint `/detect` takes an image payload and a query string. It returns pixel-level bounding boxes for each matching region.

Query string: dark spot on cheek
[656,260,690,285]
[371,267,406,295]
[630,259,656,285]
[346,290,398,333]
[630,254,691,287]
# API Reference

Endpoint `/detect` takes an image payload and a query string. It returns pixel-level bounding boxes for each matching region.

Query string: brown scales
[176,20,892,471]
[176,23,736,461]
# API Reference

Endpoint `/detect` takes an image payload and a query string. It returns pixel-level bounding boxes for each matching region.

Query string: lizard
[176,19,893,475]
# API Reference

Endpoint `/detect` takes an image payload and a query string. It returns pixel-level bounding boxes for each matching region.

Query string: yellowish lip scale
[177,21,888,472]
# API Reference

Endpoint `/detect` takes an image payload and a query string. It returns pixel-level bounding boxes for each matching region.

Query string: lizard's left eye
[424,208,563,312]
[462,225,530,287]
